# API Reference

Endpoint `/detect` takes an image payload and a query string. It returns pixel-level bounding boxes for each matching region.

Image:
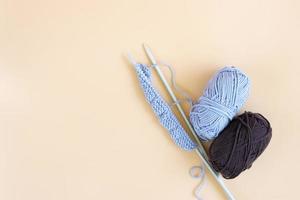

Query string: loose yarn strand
[150,61,208,199]
[152,61,194,107]
[189,165,206,200]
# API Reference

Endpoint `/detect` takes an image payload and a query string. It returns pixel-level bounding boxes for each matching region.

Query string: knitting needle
[143,44,236,200]
[127,53,138,66]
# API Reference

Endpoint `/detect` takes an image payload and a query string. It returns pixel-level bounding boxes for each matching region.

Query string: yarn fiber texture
[190,66,250,141]
[209,112,272,179]
[134,63,196,150]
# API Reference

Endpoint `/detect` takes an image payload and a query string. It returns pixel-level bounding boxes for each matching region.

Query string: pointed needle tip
[126,52,137,66]
[142,43,157,65]
[142,43,149,50]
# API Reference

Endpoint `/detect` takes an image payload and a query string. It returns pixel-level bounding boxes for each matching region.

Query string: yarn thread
[209,112,272,179]
[189,165,206,200]
[156,61,193,107]
[190,66,250,141]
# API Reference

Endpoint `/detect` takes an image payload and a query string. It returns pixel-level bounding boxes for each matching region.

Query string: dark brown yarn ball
[208,112,272,179]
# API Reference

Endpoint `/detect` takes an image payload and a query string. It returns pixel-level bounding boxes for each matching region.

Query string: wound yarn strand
[190,67,250,141]
[209,112,272,179]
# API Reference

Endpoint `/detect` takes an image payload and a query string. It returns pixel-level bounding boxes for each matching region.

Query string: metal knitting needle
[143,44,236,200]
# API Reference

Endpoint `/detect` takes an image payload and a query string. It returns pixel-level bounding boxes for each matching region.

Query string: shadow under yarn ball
[209,112,272,179]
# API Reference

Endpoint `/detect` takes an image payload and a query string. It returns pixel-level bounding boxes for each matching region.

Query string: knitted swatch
[134,63,196,150]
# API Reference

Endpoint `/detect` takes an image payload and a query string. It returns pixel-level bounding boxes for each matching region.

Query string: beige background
[0,0,299,199]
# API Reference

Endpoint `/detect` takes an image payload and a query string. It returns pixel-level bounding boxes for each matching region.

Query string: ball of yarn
[209,112,272,179]
[190,66,250,140]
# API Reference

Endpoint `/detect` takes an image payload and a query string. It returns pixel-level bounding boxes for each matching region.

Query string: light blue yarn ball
[190,66,250,141]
